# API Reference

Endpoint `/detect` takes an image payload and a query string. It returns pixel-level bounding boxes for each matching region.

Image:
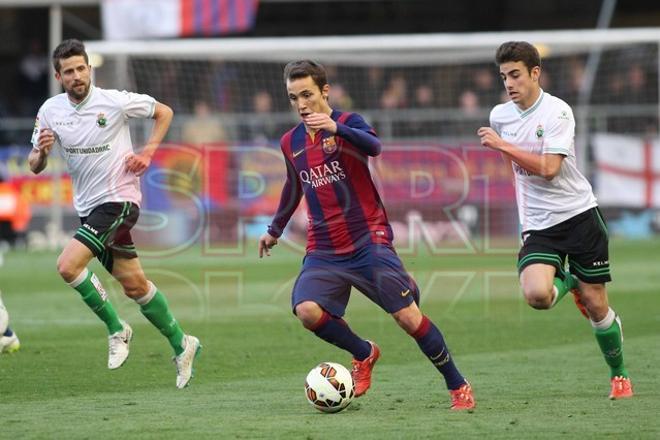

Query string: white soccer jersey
[489,90,597,231]
[31,86,155,216]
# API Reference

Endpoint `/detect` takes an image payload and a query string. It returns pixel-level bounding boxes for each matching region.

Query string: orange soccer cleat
[449,382,476,411]
[609,376,633,400]
[351,341,380,397]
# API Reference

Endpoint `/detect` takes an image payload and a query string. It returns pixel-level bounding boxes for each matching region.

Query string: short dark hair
[495,41,541,73]
[283,60,328,90]
[52,39,89,73]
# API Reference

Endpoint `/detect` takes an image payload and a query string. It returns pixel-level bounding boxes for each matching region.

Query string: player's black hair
[283,60,328,91]
[495,41,541,73]
[52,39,89,73]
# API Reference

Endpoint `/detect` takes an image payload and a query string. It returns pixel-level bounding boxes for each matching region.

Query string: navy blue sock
[411,316,465,390]
[3,327,13,337]
[309,311,372,360]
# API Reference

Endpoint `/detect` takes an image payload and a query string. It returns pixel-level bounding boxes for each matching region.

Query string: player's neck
[67,85,93,105]
[516,87,542,111]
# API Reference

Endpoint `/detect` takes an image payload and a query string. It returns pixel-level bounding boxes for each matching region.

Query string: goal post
[80,28,660,251]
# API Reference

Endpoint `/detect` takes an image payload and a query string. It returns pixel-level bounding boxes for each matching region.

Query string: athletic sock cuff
[410,315,431,339]
[135,281,158,305]
[68,268,90,288]
[591,307,615,330]
[307,311,331,331]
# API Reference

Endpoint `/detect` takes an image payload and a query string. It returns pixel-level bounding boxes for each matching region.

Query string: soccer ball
[305,362,355,413]
[0,302,7,335]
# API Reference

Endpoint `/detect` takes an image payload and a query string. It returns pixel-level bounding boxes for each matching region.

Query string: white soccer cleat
[0,331,20,353]
[108,321,133,369]
[174,335,201,389]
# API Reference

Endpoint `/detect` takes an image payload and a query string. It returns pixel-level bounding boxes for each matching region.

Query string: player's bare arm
[28,128,55,174]
[124,101,174,176]
[477,126,563,180]
[258,232,278,258]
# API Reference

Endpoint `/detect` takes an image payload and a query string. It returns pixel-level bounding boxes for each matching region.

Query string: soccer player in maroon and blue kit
[258,60,475,410]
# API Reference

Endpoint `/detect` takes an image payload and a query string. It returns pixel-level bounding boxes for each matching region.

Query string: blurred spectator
[182,100,226,146]
[556,56,585,104]
[362,66,386,108]
[380,73,408,109]
[328,83,353,110]
[17,38,49,116]
[472,67,501,107]
[211,61,239,111]
[458,89,480,116]
[402,84,437,137]
[242,90,281,144]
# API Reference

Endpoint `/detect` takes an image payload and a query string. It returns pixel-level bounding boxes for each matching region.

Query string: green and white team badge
[535,124,544,138]
[96,112,107,127]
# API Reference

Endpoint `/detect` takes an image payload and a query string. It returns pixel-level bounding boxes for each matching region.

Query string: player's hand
[302,112,337,133]
[477,127,505,151]
[37,128,55,155]
[258,232,278,258]
[124,153,151,176]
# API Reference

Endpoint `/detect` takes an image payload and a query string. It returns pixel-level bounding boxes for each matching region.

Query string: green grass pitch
[1,239,658,438]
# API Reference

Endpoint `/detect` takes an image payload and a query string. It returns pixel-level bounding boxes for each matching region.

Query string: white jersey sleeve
[106,90,156,120]
[542,105,574,156]
[30,106,53,150]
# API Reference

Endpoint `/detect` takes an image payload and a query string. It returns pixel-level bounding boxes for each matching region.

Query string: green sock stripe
[518,253,563,269]
[99,202,131,243]
[76,228,105,253]
[593,209,609,238]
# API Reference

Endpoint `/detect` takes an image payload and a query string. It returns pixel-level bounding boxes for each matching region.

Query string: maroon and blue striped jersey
[268,110,393,255]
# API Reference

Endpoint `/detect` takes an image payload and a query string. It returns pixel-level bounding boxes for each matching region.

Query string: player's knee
[295,301,323,328]
[392,307,422,334]
[121,277,149,299]
[56,254,84,282]
[523,287,553,310]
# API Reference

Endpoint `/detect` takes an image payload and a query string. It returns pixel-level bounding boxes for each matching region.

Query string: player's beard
[66,80,91,102]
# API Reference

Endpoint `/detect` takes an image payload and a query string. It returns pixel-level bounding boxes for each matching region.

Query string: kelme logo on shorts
[535,124,544,138]
[96,112,107,127]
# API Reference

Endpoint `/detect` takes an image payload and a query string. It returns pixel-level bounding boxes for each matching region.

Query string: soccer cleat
[108,321,132,369]
[174,335,202,389]
[449,382,475,410]
[609,376,633,400]
[351,340,380,397]
[0,331,20,354]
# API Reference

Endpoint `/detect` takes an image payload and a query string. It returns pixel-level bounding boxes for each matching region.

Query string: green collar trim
[70,86,94,110]
[516,89,544,119]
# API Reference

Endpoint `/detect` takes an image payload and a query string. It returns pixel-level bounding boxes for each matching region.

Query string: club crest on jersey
[322,136,337,153]
[535,124,544,138]
[96,112,107,127]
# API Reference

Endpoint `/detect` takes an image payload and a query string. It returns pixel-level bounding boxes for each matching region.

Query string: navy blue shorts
[291,244,420,318]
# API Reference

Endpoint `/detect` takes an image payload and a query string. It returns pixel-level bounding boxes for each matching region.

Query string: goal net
[82,29,660,253]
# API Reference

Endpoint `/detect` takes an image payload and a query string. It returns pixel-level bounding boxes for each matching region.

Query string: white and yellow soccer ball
[305,362,355,413]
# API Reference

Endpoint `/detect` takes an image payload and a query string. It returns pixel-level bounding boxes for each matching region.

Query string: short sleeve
[112,90,156,120]
[489,108,500,134]
[542,106,575,156]
[30,107,50,148]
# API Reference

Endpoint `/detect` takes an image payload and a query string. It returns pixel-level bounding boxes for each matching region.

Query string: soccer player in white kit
[28,39,200,388]
[478,41,632,399]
